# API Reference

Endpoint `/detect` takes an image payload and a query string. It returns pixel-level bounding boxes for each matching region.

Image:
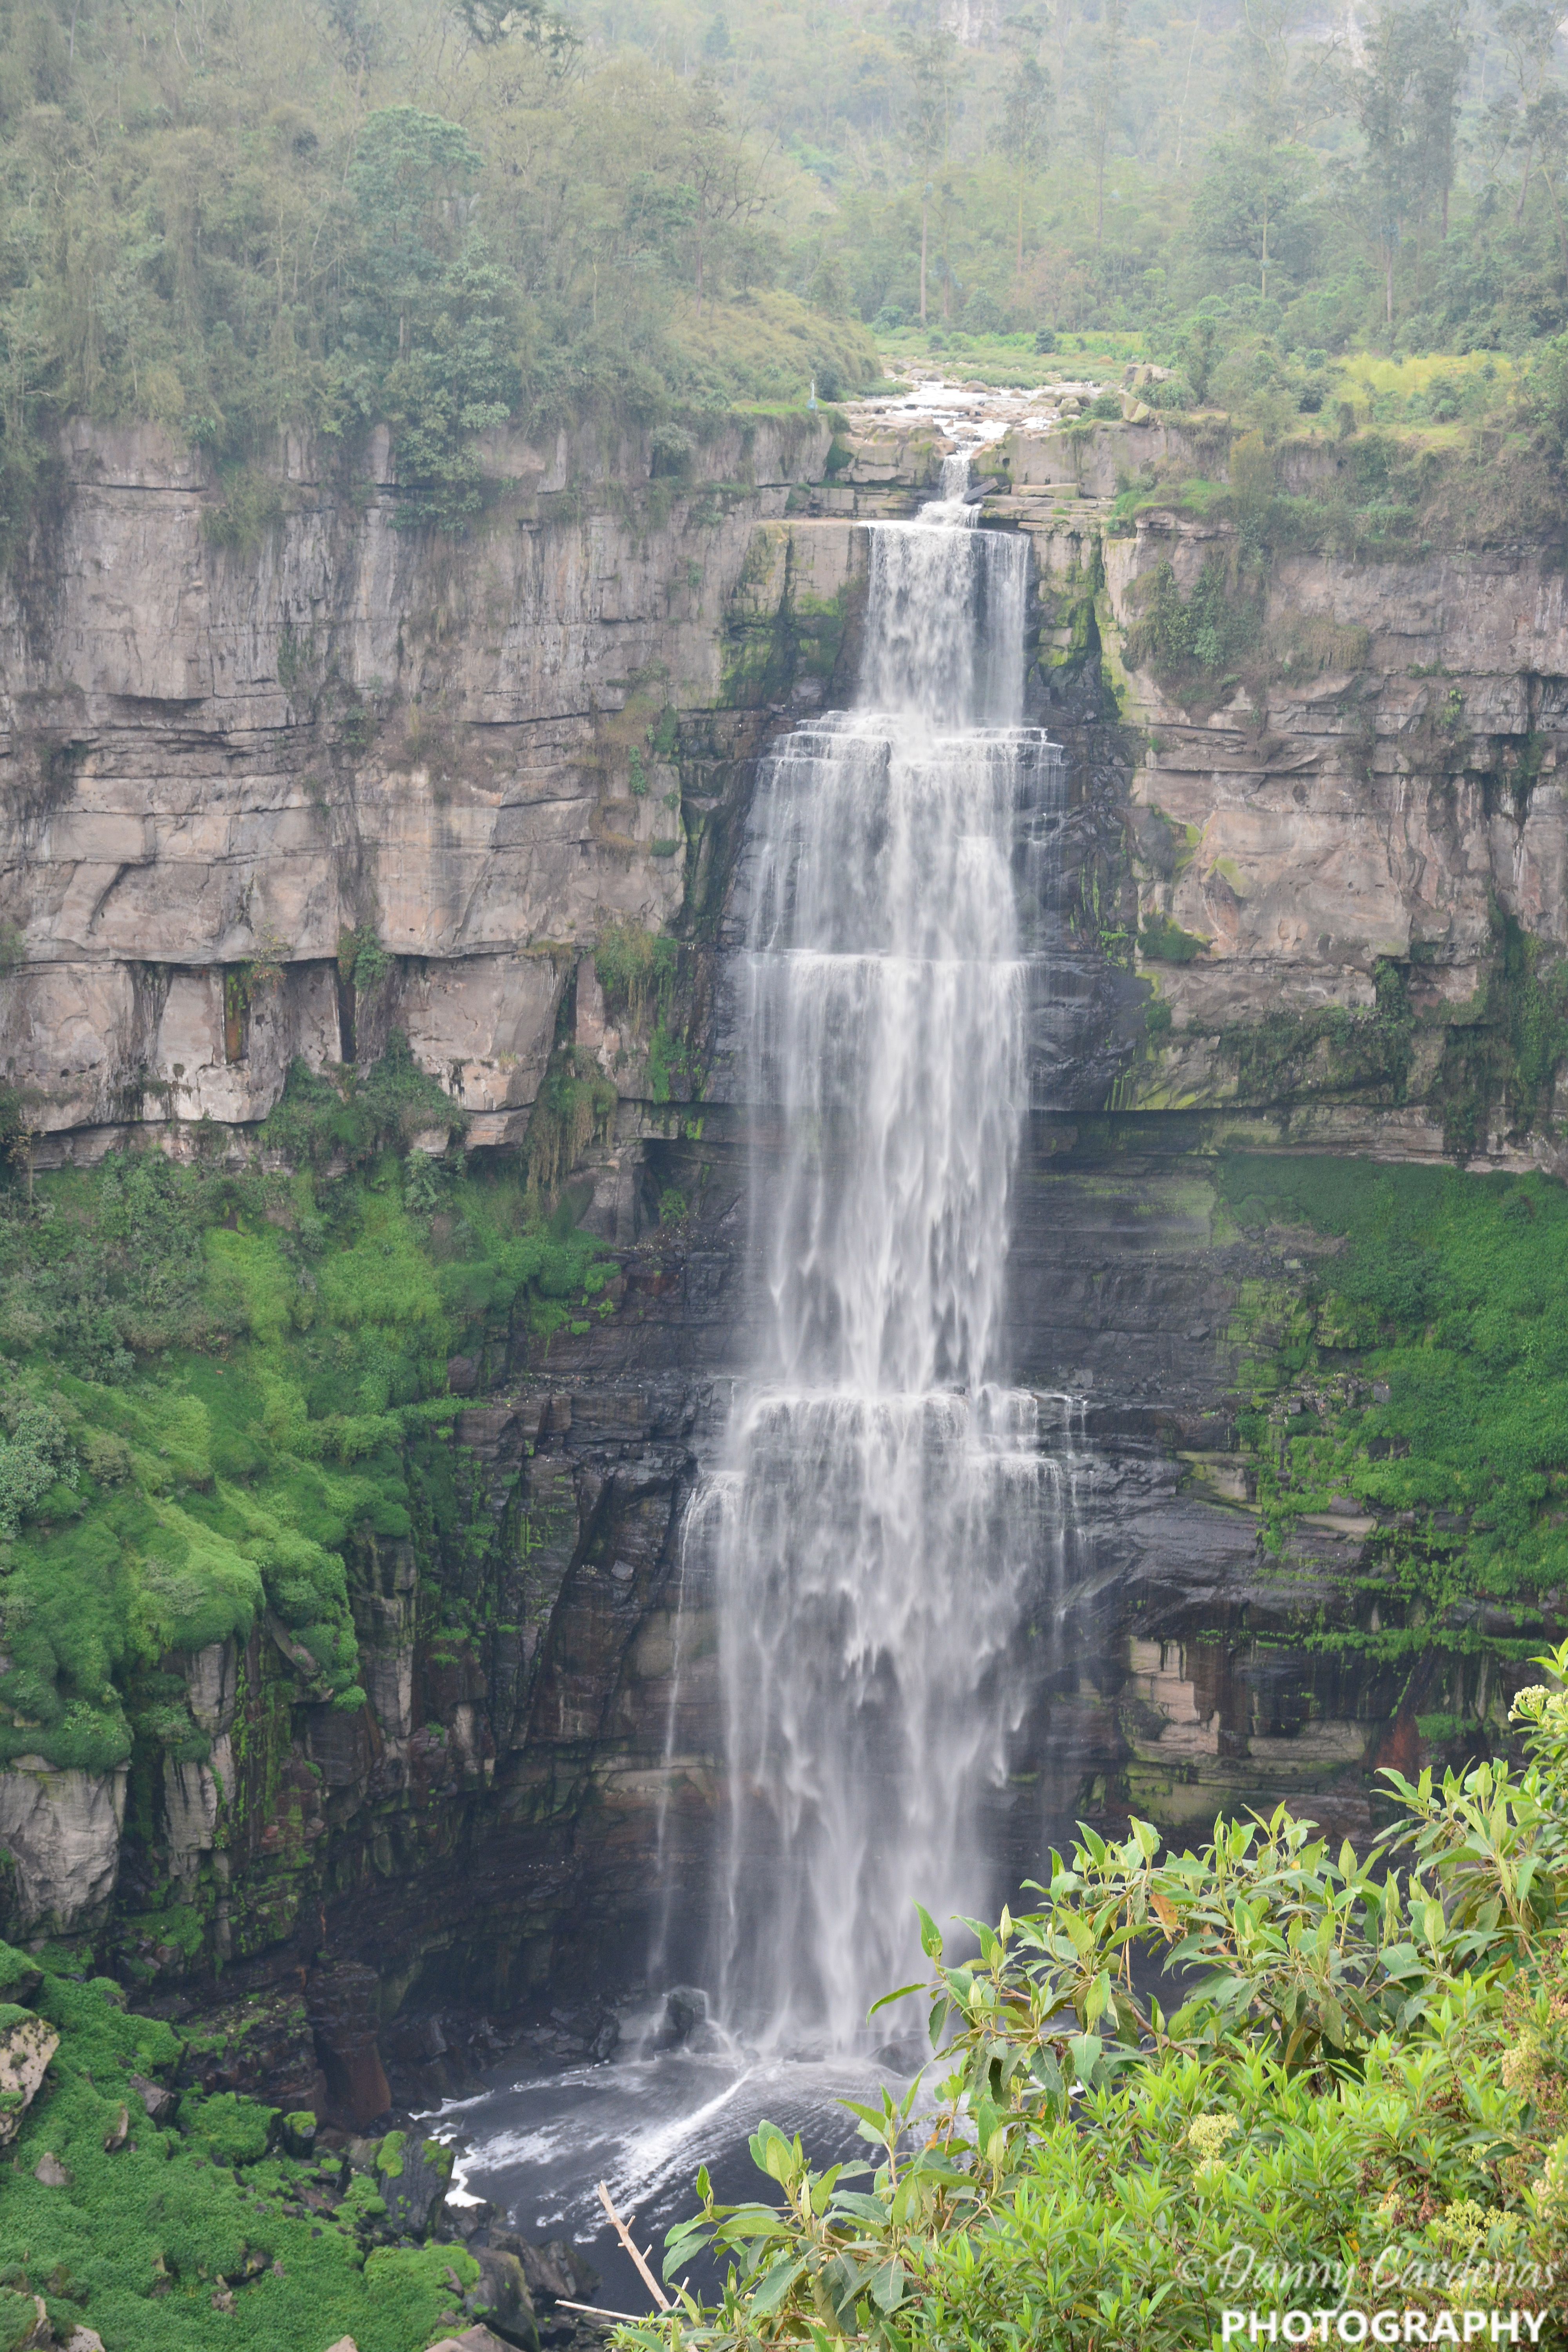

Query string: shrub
[641,1653,1568,2352]
[1139,913,1208,963]
[261,1035,465,1170]
[0,1388,76,1534]
[593,924,679,1024]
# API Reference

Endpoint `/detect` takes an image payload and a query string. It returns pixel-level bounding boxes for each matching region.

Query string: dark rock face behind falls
[0,398,1557,2099]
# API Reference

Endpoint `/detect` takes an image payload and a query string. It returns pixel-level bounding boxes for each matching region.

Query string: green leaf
[868,1981,926,2018]
[750,2254,809,2316]
[868,2258,907,2312]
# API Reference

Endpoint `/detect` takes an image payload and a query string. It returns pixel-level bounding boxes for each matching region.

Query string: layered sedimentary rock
[0,411,871,1150]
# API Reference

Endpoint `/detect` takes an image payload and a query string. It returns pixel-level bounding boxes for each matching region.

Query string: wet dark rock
[376,2130,454,2235]
[658,1986,708,2047]
[175,1985,317,2108]
[307,1960,392,2129]
[496,2236,599,2310]
[466,2247,539,2349]
[447,2199,496,2239]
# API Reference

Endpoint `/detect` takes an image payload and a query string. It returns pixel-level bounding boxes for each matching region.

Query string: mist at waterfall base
[441,452,1095,2305]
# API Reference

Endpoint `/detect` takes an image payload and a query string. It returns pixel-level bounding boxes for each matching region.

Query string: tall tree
[1192,134,1314,299]
[897,26,960,321]
[1351,0,1470,325]
[1488,0,1559,224]
[999,13,1052,285]
[1086,0,1127,245]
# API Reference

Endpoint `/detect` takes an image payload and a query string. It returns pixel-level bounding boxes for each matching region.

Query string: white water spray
[689,459,1063,2051]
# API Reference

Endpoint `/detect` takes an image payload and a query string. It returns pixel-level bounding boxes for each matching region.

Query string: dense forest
[2,0,1568,535]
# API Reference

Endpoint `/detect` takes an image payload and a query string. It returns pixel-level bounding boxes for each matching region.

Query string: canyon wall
[0,398,1556,2106]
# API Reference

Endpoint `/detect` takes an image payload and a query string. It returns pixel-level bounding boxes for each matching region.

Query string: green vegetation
[0,1077,615,1777]
[0,0,883,543]
[0,1945,488,2349]
[9,0,1568,555]
[590,923,698,1107]
[1126,554,1262,684]
[260,1034,464,1171]
[626,1662,1568,2352]
[1217,1151,1568,1661]
[1220,956,1417,1112]
[1199,925,1568,1157]
[1138,911,1209,964]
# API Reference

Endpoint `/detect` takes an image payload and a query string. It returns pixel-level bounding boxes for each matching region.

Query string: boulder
[33,2149,72,2186]
[501,2237,599,2308]
[129,2071,175,2123]
[465,2248,538,2350]
[661,1985,708,2045]
[3,2299,53,2352]
[446,2198,495,2239]
[305,1960,390,2128]
[0,2007,58,2149]
[374,2129,453,2236]
[0,1763,126,1931]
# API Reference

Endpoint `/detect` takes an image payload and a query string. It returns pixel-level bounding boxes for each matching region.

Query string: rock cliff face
[0,396,1557,2100]
[1,412,864,1151]
[995,416,1568,1160]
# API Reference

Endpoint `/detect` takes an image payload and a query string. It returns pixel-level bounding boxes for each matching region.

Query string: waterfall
[692,458,1063,2052]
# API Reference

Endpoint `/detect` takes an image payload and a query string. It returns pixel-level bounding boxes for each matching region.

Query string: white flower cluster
[1429,2200,1489,2252]
[1187,2112,1241,2174]
[1510,1685,1568,1726]
[1502,2034,1544,2094]
[1533,2135,1568,2212]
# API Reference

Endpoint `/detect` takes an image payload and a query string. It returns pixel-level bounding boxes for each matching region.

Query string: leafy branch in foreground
[622,1655,1568,2351]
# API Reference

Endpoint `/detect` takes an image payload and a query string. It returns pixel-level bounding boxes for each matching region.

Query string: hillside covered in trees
[3,0,1568,539]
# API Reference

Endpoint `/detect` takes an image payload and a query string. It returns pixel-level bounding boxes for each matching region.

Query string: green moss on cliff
[720,532,856,708]
[1218,1150,1568,1659]
[0,1112,614,1779]
[1221,955,1416,1107]
[0,1953,478,2350]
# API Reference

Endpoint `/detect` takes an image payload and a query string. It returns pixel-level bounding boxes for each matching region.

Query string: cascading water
[446,447,1082,2286]
[692,456,1065,2049]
